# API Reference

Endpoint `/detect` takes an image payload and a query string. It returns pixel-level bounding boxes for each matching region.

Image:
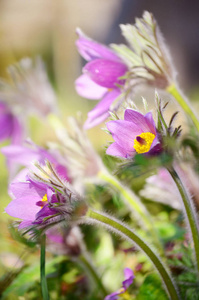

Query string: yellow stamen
[133,132,155,154]
[42,193,48,202]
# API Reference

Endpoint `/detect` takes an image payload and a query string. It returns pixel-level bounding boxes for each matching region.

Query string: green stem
[168,167,199,276]
[85,209,180,300]
[167,83,199,132]
[79,254,108,297]
[98,170,162,251]
[40,234,50,300]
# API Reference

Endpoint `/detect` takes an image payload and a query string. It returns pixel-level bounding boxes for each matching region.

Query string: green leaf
[2,256,66,298]
[137,273,169,300]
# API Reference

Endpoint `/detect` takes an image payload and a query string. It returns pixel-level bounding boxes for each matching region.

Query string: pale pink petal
[76,29,120,61]
[75,74,107,99]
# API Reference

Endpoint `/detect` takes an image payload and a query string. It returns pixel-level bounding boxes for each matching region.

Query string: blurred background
[0,0,199,297]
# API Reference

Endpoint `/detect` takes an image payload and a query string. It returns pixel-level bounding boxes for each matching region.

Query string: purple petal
[18,220,34,229]
[1,145,40,167]
[34,204,56,223]
[10,181,46,200]
[106,142,131,158]
[122,268,135,290]
[84,89,121,129]
[76,29,120,61]
[107,120,142,152]
[5,197,41,220]
[84,59,127,88]
[104,291,120,300]
[124,110,156,134]
[144,112,157,135]
[75,74,107,99]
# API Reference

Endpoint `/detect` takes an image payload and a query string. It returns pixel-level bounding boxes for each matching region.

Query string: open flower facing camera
[106,109,161,158]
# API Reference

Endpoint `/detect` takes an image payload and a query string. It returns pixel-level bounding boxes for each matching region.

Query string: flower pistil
[133,132,155,154]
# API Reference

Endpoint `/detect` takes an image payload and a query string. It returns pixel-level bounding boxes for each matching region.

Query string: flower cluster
[1,9,199,300]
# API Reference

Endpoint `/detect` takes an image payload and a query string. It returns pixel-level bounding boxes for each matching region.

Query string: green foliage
[137,273,168,300]
[2,256,66,298]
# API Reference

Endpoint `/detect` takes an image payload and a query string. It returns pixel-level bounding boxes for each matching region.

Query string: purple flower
[5,177,61,229]
[5,160,85,231]
[1,140,70,181]
[104,268,134,300]
[75,29,128,129]
[0,101,22,144]
[106,109,161,158]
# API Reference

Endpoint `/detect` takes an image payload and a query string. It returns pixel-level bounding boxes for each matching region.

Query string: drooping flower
[0,101,23,144]
[106,109,161,158]
[75,29,128,129]
[111,11,175,90]
[5,161,87,232]
[104,268,134,300]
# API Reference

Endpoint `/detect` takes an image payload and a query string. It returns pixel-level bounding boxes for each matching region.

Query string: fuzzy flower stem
[168,167,199,276]
[98,171,163,251]
[79,254,108,297]
[40,234,50,300]
[85,209,180,300]
[167,84,199,132]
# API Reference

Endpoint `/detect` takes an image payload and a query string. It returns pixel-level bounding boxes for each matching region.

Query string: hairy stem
[168,167,199,276]
[40,234,50,300]
[98,170,162,251]
[167,84,199,132]
[79,254,108,297]
[84,209,180,300]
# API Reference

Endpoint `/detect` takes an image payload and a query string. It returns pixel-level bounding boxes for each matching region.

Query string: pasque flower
[104,268,134,300]
[5,161,87,231]
[106,109,161,158]
[75,29,128,129]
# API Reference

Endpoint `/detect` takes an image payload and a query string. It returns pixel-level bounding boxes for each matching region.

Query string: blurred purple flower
[1,140,70,181]
[106,109,161,158]
[75,29,128,129]
[104,268,134,300]
[0,101,23,144]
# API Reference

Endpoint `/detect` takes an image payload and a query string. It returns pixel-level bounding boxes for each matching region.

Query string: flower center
[36,193,48,207]
[42,193,48,202]
[133,132,155,154]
